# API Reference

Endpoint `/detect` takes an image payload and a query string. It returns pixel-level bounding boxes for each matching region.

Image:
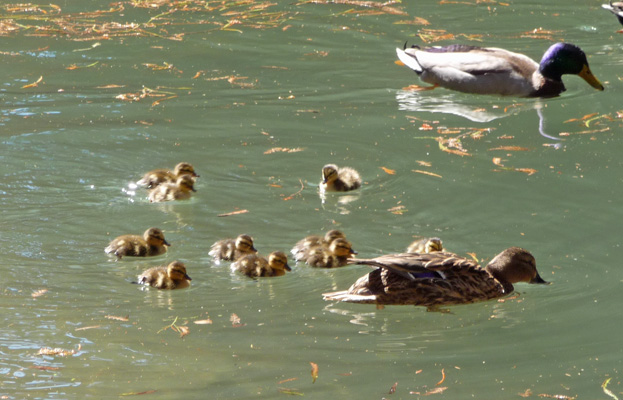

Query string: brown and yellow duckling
[320,164,362,192]
[303,238,357,268]
[209,234,258,263]
[137,162,199,189]
[105,227,170,258]
[148,175,196,203]
[323,247,548,308]
[406,237,444,253]
[231,251,291,278]
[137,261,191,289]
[291,229,346,262]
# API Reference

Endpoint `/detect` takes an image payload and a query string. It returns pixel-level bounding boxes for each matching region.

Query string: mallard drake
[303,237,357,268]
[148,175,196,203]
[291,229,346,262]
[396,42,604,97]
[137,261,191,289]
[602,1,623,25]
[137,162,199,189]
[105,227,170,258]
[320,164,362,192]
[406,237,444,253]
[323,247,548,307]
[209,234,257,262]
[231,251,291,278]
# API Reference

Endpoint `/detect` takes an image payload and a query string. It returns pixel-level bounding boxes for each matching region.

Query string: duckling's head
[268,251,291,272]
[330,238,357,258]
[322,164,339,184]
[236,234,257,253]
[174,162,199,178]
[167,261,191,282]
[144,227,171,247]
[485,247,548,286]
[176,175,197,192]
[422,237,444,253]
[539,43,604,91]
[324,229,346,243]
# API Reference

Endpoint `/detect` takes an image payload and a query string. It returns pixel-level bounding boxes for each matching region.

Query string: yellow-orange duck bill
[579,64,605,91]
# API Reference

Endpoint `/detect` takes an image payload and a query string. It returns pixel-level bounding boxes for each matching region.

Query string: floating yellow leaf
[22,76,43,89]
[310,362,319,383]
[381,166,396,175]
[217,209,249,217]
[230,313,245,327]
[488,146,530,151]
[194,318,213,325]
[436,368,445,385]
[105,315,129,321]
[389,381,398,394]
[388,205,407,214]
[412,169,442,178]
[32,289,48,298]
[602,378,618,400]
[263,147,305,154]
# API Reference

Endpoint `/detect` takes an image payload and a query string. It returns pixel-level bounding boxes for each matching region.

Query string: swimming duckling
[323,247,548,307]
[231,251,292,278]
[148,175,196,203]
[406,237,444,253]
[137,261,191,289]
[209,234,258,263]
[396,42,604,97]
[291,229,346,262]
[603,1,623,26]
[105,227,170,258]
[137,162,199,189]
[303,238,357,268]
[320,164,362,192]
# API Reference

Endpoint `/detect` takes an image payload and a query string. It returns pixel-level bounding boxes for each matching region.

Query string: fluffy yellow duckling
[209,234,257,262]
[406,237,444,253]
[291,229,346,262]
[148,175,196,203]
[105,227,170,258]
[137,162,199,189]
[323,247,548,307]
[137,261,191,289]
[396,42,603,97]
[231,251,291,278]
[303,238,357,268]
[320,164,362,192]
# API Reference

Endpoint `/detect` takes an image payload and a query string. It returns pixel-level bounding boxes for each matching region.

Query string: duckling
[231,251,292,278]
[323,247,548,307]
[105,227,170,258]
[137,162,199,189]
[406,237,444,253]
[148,175,196,203]
[320,164,362,192]
[396,42,604,97]
[303,238,357,268]
[602,1,623,26]
[209,234,257,263]
[291,229,346,262]
[137,261,191,289]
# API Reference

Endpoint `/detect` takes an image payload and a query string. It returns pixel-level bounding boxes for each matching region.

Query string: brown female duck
[137,162,199,189]
[231,251,291,278]
[323,247,548,307]
[209,234,257,263]
[320,164,362,192]
[291,229,346,262]
[105,227,170,258]
[137,261,191,289]
[303,238,357,268]
[148,175,196,203]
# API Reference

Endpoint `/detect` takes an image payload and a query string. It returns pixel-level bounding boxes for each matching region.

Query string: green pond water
[1,1,622,399]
